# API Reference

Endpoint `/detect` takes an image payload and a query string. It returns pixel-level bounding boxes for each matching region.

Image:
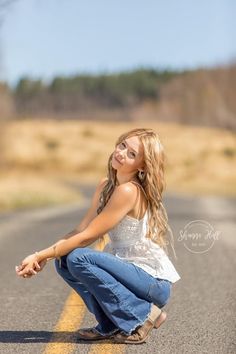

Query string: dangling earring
[138,170,145,181]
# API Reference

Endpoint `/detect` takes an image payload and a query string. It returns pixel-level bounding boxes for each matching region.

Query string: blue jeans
[55,247,172,335]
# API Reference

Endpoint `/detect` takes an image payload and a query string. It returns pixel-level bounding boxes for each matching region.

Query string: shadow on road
[0,330,114,344]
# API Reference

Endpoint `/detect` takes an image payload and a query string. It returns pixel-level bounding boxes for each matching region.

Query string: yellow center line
[43,290,86,354]
[43,236,125,354]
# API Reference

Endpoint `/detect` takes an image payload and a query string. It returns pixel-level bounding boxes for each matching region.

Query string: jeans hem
[123,302,152,335]
[94,326,120,336]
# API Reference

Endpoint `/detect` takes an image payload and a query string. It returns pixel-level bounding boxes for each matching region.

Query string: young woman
[15,128,181,344]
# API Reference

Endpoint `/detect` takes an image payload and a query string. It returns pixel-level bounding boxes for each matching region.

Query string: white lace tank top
[104,183,181,284]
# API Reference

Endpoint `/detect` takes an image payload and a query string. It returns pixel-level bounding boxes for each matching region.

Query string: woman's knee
[157,283,172,308]
[66,247,91,271]
[157,296,170,308]
[148,280,172,308]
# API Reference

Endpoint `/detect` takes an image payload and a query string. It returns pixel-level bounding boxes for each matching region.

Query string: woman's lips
[114,156,122,164]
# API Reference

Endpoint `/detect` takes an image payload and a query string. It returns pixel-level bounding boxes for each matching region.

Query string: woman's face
[111,135,144,175]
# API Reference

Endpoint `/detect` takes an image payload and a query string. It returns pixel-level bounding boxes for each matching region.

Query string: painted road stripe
[43,236,125,354]
[43,290,86,354]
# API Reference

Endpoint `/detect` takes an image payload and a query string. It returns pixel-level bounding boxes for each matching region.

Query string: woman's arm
[58,177,109,238]
[15,177,107,277]
[40,177,109,256]
[16,182,137,277]
[36,183,136,261]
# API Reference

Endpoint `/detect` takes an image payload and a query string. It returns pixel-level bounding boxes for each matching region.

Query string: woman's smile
[115,155,123,164]
[112,154,123,166]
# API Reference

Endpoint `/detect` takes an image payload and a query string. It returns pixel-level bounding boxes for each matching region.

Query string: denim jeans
[54,247,172,335]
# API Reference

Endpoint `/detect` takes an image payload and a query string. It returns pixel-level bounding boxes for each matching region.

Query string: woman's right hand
[16,258,48,279]
[29,259,48,278]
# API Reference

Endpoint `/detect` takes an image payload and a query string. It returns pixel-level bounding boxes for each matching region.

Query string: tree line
[13,69,180,114]
[0,65,235,131]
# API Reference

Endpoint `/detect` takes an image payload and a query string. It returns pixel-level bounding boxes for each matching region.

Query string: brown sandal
[77,327,118,341]
[113,305,164,344]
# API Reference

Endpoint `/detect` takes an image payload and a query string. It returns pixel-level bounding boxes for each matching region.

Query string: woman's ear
[138,170,145,181]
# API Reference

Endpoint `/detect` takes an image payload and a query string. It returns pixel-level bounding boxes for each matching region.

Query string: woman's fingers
[34,262,41,271]
[23,273,34,278]
[15,264,23,272]
[15,259,42,277]
[15,265,25,275]
[29,268,37,275]
[21,270,36,278]
[17,269,26,276]
[17,267,34,276]
[36,260,47,272]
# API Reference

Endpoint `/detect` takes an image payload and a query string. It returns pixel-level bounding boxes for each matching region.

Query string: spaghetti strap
[130,180,148,201]
[129,180,149,220]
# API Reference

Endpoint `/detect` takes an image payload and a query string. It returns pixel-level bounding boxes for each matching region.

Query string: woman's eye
[120,142,126,148]
[129,152,136,158]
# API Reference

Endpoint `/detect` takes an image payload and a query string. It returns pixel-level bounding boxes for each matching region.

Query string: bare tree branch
[0,0,17,32]
[0,0,16,11]
[0,0,17,78]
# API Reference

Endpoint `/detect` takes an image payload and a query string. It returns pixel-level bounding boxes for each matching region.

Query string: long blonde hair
[97,128,176,258]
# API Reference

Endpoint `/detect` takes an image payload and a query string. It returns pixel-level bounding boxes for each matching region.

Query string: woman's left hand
[15,253,41,278]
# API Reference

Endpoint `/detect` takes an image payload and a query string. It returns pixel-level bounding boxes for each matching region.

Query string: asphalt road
[0,184,235,354]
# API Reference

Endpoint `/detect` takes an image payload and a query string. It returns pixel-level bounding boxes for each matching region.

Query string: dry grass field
[0,119,235,211]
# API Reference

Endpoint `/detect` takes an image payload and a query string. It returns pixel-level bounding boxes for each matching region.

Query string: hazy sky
[1,0,235,85]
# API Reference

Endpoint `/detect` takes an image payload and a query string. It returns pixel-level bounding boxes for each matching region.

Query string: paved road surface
[0,184,235,353]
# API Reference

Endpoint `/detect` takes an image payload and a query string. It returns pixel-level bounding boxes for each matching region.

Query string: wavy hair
[97,128,176,258]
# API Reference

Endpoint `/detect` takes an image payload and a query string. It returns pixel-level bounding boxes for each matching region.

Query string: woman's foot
[113,304,164,344]
[77,327,118,341]
[154,310,167,328]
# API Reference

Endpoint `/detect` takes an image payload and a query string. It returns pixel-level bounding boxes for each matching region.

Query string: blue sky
[1,0,235,86]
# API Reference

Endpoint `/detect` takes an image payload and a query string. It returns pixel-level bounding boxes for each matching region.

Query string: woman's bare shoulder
[112,182,138,201]
[96,179,137,205]
[100,182,137,214]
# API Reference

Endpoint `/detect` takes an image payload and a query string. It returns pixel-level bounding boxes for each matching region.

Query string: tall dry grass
[0,118,235,211]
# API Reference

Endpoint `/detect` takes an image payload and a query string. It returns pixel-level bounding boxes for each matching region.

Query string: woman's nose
[117,151,125,160]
